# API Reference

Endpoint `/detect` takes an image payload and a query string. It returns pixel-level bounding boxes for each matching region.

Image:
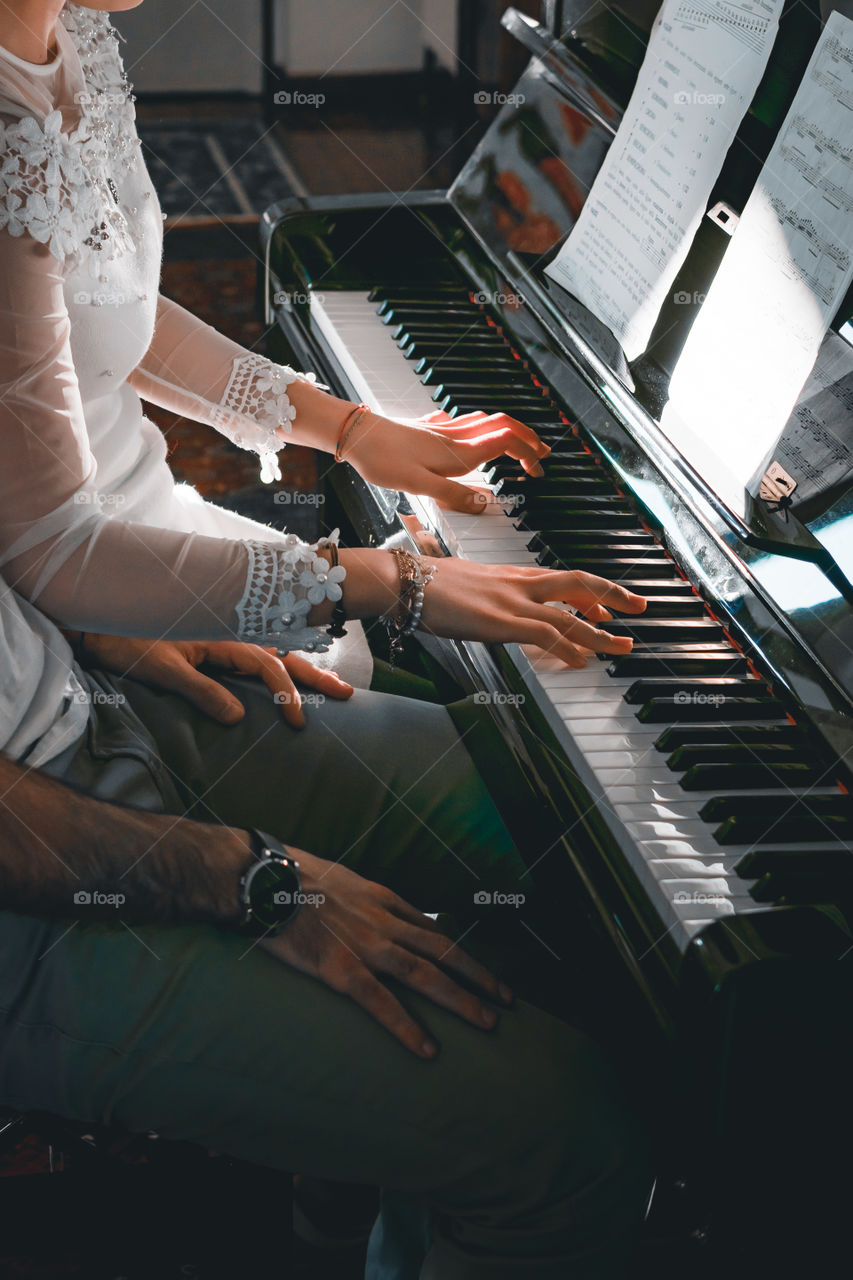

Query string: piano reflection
[262,2,853,1269]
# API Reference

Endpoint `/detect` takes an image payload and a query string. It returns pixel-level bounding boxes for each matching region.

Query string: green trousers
[0,667,650,1278]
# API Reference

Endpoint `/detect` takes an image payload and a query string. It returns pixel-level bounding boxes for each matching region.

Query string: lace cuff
[214,353,326,484]
[235,533,346,652]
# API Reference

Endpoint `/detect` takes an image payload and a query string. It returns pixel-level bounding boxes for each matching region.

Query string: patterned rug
[137,115,298,220]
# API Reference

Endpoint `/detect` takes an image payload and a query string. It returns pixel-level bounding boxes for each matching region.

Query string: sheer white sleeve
[128,295,326,483]
[0,226,343,652]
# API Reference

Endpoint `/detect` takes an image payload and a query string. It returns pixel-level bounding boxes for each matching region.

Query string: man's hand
[76,635,353,729]
[260,850,512,1059]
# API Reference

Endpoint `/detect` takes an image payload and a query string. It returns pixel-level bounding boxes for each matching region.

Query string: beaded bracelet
[317,537,348,638]
[383,548,436,668]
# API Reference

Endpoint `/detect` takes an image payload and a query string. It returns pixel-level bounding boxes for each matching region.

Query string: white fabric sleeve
[128,295,325,483]
[0,227,343,651]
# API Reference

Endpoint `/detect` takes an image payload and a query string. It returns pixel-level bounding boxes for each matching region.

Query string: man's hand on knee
[260,851,513,1059]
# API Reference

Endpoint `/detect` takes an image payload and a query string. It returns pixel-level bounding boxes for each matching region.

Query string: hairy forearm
[0,755,250,925]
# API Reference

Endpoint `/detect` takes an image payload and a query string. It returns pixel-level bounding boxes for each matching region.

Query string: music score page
[545,0,784,359]
[661,11,853,516]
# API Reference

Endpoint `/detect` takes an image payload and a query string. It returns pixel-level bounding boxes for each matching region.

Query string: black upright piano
[261,2,853,1270]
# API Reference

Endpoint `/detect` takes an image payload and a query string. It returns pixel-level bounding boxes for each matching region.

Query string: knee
[435,1003,652,1236]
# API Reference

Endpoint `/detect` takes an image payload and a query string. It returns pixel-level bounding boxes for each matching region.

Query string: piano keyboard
[309,286,853,951]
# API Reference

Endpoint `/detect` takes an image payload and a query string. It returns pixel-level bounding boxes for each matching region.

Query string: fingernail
[481,1007,497,1027]
[499,983,513,1004]
[222,703,244,723]
[422,1040,438,1058]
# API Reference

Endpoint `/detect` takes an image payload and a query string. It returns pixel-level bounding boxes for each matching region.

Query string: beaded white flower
[235,535,344,653]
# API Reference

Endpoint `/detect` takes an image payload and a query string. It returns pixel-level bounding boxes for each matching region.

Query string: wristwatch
[237,828,302,937]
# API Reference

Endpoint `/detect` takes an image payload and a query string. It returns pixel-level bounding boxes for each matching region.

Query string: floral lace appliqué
[218,353,323,484]
[236,534,345,653]
[0,4,140,267]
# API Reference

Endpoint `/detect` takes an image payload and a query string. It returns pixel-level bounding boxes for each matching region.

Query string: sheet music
[544,0,784,359]
[773,330,853,508]
[661,12,853,517]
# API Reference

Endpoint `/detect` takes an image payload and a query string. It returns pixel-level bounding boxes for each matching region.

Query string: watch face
[248,857,301,931]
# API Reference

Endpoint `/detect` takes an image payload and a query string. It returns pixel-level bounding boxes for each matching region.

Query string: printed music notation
[662,11,853,519]
[767,198,851,305]
[545,0,784,360]
[674,1,773,55]
[774,331,853,505]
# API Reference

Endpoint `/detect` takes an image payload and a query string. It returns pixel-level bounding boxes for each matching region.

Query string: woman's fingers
[281,653,354,700]
[423,472,491,514]
[531,570,647,617]
[158,662,247,724]
[462,429,546,477]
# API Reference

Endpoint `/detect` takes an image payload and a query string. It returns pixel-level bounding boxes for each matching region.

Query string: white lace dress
[0,4,370,679]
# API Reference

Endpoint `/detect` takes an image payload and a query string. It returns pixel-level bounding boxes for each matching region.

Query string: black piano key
[735,849,851,877]
[603,619,725,644]
[655,723,803,752]
[488,456,599,475]
[368,285,466,302]
[618,596,707,618]
[527,531,658,553]
[515,508,640,531]
[376,301,481,319]
[636,695,784,723]
[680,761,828,791]
[431,382,543,402]
[624,678,765,704]
[391,319,490,336]
[702,795,853,846]
[610,649,748,677]
[415,357,525,376]
[546,557,679,578]
[448,403,557,425]
[400,339,505,357]
[603,580,696,597]
[747,869,853,904]
[436,392,550,414]
[667,741,811,770]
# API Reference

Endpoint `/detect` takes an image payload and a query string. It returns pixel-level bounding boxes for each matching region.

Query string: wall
[118,0,459,94]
